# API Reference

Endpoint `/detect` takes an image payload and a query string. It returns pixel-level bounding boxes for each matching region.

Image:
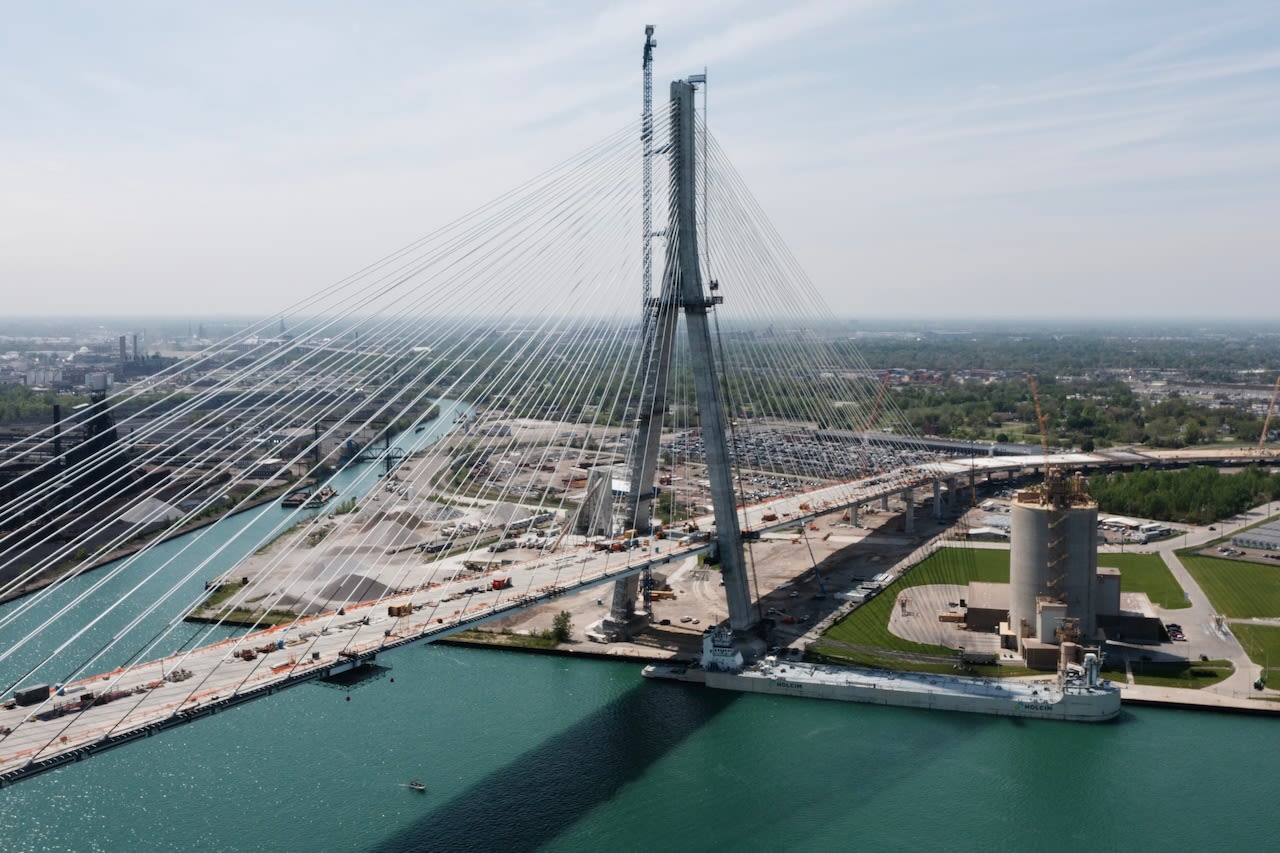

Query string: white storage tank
[1008,477,1099,642]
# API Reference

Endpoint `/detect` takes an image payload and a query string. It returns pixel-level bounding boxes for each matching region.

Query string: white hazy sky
[3,1,1279,320]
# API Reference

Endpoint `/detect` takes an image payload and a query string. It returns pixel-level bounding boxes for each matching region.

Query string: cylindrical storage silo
[1009,493,1099,641]
[1058,502,1099,638]
[1009,499,1050,638]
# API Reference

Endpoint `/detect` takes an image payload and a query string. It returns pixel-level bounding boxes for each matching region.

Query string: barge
[281,487,312,508]
[304,486,337,509]
[643,626,1120,723]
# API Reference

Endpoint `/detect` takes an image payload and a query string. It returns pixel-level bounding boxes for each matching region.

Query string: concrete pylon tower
[574,468,614,537]
[605,79,758,646]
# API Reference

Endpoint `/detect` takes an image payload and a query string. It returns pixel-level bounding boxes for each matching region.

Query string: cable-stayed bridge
[0,66,1132,785]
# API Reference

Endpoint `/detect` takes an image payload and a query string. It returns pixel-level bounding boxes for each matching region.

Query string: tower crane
[639,24,657,610]
[1026,372,1052,463]
[865,372,893,432]
[641,25,658,314]
[1258,374,1280,453]
[1026,372,1085,644]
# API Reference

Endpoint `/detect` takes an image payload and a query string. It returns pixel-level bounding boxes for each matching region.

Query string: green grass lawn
[213,607,297,626]
[1231,623,1280,683]
[815,547,1009,666]
[200,580,248,609]
[451,628,559,650]
[1097,552,1190,609]
[1127,660,1234,689]
[1179,553,1280,618]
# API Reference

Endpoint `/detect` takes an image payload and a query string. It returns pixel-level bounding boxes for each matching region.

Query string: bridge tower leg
[602,78,759,651]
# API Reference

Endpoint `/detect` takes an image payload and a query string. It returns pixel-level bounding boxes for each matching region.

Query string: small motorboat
[407,779,426,792]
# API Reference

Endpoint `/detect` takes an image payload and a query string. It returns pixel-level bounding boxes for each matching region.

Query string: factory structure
[961,470,1160,669]
[1230,519,1280,551]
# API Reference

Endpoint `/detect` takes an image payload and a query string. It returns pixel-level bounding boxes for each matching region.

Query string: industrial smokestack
[132,334,138,362]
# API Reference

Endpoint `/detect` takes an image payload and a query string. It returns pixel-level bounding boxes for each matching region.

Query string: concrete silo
[1008,471,1098,647]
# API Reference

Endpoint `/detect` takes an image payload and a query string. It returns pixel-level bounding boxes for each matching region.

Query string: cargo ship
[643,626,1120,723]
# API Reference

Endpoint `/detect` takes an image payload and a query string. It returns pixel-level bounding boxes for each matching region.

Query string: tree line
[1087,465,1280,525]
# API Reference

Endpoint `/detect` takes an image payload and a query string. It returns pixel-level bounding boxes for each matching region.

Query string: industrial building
[961,471,1159,669]
[1230,520,1280,551]
[1002,472,1099,668]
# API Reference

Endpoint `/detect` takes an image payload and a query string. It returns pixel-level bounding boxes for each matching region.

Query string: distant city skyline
[3,1,1278,319]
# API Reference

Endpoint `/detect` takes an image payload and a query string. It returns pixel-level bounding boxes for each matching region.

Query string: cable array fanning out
[0,102,944,769]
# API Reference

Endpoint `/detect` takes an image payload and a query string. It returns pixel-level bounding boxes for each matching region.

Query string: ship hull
[644,663,1119,722]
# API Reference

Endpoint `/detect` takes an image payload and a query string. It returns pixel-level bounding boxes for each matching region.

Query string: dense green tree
[1088,465,1280,524]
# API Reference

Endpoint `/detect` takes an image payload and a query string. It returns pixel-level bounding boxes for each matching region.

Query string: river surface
[0,647,1275,852]
[1,403,1276,851]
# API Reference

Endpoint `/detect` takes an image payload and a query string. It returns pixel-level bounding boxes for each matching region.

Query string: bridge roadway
[0,446,1265,785]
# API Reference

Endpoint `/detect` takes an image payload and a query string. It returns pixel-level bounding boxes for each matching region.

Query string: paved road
[1145,504,1276,699]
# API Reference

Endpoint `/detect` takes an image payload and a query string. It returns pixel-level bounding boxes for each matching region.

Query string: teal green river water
[1,406,1275,851]
[0,646,1275,852]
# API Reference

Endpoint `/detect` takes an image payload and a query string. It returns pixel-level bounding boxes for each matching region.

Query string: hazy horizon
[4,2,1278,319]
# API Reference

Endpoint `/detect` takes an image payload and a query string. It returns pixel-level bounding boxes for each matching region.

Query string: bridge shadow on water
[370,679,738,853]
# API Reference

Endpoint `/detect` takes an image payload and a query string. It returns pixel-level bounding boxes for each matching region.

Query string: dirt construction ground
[472,502,947,660]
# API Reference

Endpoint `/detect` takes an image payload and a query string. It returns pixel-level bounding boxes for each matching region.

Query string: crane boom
[865,372,893,432]
[1027,373,1052,461]
[1259,374,1280,451]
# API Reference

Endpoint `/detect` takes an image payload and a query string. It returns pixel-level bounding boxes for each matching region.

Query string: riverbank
[439,634,674,664]
[450,625,1280,717]
[0,487,290,606]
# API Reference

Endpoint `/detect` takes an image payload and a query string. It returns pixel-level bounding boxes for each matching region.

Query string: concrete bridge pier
[595,575,650,641]
[933,480,943,519]
[902,487,914,533]
[881,495,890,511]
